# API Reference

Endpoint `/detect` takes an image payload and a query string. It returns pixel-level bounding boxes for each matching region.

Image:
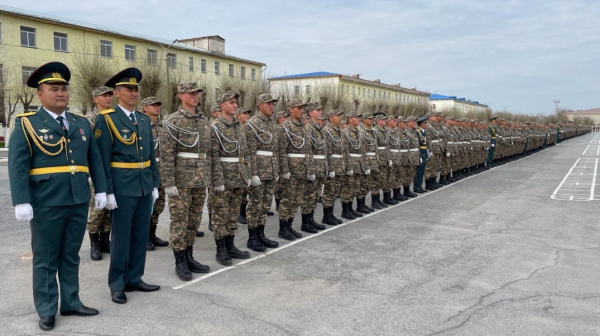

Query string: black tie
[129,113,139,133]
[57,116,68,137]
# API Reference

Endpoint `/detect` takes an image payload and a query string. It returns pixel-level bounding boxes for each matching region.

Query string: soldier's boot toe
[215,239,233,266]
[174,250,193,281]
[278,219,296,241]
[356,198,371,214]
[247,228,267,252]
[195,231,205,237]
[225,235,251,259]
[99,231,111,253]
[89,233,102,261]
[287,219,303,238]
[267,211,274,216]
[331,205,343,224]
[185,246,210,274]
[403,186,418,198]
[350,201,364,217]
[370,195,383,210]
[383,192,397,205]
[146,239,155,251]
[149,225,168,247]
[301,214,318,233]
[309,212,326,230]
[341,203,357,220]
[257,225,279,248]
[322,207,339,225]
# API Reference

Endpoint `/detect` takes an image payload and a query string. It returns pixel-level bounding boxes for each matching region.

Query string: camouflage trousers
[387,165,402,190]
[279,177,305,220]
[211,187,243,240]
[247,180,276,229]
[87,184,111,234]
[274,178,286,201]
[302,177,324,214]
[400,165,414,186]
[151,186,165,226]
[441,154,451,176]
[169,187,206,251]
[359,171,380,198]
[322,176,341,207]
[340,174,361,203]
[241,187,249,206]
[426,153,441,179]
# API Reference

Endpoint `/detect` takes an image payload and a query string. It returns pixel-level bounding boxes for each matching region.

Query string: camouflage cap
[375,115,388,121]
[287,98,307,109]
[209,104,222,113]
[236,107,252,115]
[396,116,406,122]
[362,112,374,119]
[304,101,324,114]
[177,82,202,94]
[141,96,162,107]
[345,110,362,120]
[276,110,290,118]
[326,109,344,118]
[406,116,417,122]
[217,91,240,104]
[92,86,113,98]
[256,93,278,105]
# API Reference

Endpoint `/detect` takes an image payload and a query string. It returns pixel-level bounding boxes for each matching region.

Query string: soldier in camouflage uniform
[278,99,315,240]
[87,86,113,261]
[210,91,251,266]
[273,110,289,213]
[245,94,280,251]
[374,113,397,206]
[236,107,251,225]
[206,103,222,233]
[425,113,444,190]
[397,118,419,198]
[322,109,345,225]
[301,102,328,233]
[357,113,378,212]
[340,111,367,219]
[142,96,169,251]
[386,117,406,202]
[486,117,500,168]
[160,82,211,281]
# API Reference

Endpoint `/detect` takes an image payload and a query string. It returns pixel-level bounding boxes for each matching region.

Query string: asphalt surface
[1,133,599,335]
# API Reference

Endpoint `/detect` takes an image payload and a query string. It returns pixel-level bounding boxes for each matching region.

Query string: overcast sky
[4,0,599,114]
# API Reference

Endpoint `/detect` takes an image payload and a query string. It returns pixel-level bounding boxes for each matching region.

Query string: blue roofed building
[429,94,489,114]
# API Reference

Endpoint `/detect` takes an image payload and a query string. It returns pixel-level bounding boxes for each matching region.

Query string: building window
[201,59,207,73]
[368,89,371,97]
[352,86,355,96]
[20,26,36,48]
[378,91,381,99]
[0,22,2,44]
[347,86,349,94]
[147,49,157,64]
[432,104,436,110]
[229,64,234,78]
[306,85,310,94]
[189,57,194,71]
[22,66,36,85]
[125,44,136,61]
[215,61,220,75]
[294,86,300,96]
[341,84,344,93]
[251,68,256,81]
[167,53,176,68]
[215,88,222,101]
[100,40,112,58]
[240,66,245,80]
[363,88,366,97]
[53,32,67,52]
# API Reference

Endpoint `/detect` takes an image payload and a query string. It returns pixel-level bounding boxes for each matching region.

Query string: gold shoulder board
[16,112,36,117]
[100,109,115,115]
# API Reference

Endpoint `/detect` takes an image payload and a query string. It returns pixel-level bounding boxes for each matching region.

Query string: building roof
[0,5,264,66]
[563,108,600,116]
[429,93,487,107]
[269,71,430,96]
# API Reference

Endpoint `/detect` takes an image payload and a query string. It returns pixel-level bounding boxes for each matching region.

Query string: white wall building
[429,94,489,114]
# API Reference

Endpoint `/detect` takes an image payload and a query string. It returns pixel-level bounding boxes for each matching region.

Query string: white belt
[448,142,454,144]
[350,153,362,158]
[287,153,306,158]
[155,158,160,162]
[409,149,418,152]
[331,154,344,158]
[378,146,386,150]
[366,152,376,156]
[431,140,439,143]
[256,150,273,156]
[177,152,206,159]
[389,149,400,153]
[463,141,469,144]
[399,149,408,153]
[219,157,244,163]
[313,155,325,159]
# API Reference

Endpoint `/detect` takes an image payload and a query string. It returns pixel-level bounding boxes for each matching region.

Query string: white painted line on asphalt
[172,142,566,290]
[591,158,598,200]
[551,156,599,201]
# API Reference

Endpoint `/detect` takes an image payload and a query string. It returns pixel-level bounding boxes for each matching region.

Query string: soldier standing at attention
[322,109,345,225]
[142,96,169,251]
[273,110,289,213]
[87,86,113,261]
[398,118,418,198]
[9,62,107,331]
[95,68,161,304]
[373,113,397,206]
[210,91,251,265]
[340,111,367,219]
[486,117,499,168]
[278,99,315,240]
[386,117,407,202]
[205,104,222,233]
[413,116,429,193]
[357,113,377,212]
[236,107,252,225]
[245,94,280,251]
[160,82,211,281]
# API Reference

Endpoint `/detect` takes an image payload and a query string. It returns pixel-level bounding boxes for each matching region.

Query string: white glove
[491,144,495,148]
[152,188,159,203]
[251,176,261,186]
[275,174,279,182]
[328,171,335,178]
[165,186,179,197]
[214,185,225,192]
[346,170,354,176]
[88,177,93,187]
[281,172,291,180]
[420,158,423,164]
[15,203,33,221]
[446,152,451,158]
[308,174,316,181]
[364,169,371,175]
[106,194,118,210]
[95,192,107,210]
[388,160,393,167]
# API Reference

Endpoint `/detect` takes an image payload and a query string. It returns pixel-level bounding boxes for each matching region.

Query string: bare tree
[71,46,115,115]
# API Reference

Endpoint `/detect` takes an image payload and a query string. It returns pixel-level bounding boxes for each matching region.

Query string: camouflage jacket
[359,125,381,172]
[343,126,369,174]
[160,106,211,188]
[373,125,390,164]
[441,123,456,156]
[279,118,314,178]
[86,107,101,128]
[150,116,161,170]
[428,122,445,154]
[210,115,250,188]
[387,127,402,165]
[305,120,328,177]
[397,127,411,166]
[246,112,279,181]
[404,128,421,166]
[323,122,345,175]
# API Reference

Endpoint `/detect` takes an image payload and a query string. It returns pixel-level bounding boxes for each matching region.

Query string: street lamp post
[554,100,560,114]
[158,39,179,113]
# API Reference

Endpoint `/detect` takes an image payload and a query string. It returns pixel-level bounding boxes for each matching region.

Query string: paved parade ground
[0,133,599,335]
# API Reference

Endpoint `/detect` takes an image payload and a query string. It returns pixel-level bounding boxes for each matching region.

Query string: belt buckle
[69,165,77,174]
[139,162,144,169]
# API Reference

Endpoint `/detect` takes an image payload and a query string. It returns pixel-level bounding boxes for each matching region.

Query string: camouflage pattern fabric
[169,188,206,250]
[278,177,305,220]
[211,187,243,240]
[247,180,276,229]
[87,184,111,234]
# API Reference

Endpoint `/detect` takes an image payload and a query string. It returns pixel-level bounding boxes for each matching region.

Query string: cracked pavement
[1,134,599,335]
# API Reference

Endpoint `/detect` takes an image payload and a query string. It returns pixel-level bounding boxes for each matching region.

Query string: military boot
[350,200,364,217]
[257,225,279,248]
[185,246,210,273]
[287,218,303,238]
[309,211,326,230]
[149,225,169,247]
[89,233,102,261]
[275,199,280,212]
[439,175,451,185]
[174,250,192,281]
[330,204,343,224]
[278,219,296,241]
[208,214,213,232]
[238,203,247,224]
[247,227,266,252]
[100,231,111,253]
[146,238,155,251]
[425,179,437,191]
[383,191,398,205]
[225,235,250,259]
[403,185,418,198]
[356,198,371,214]
[370,194,382,210]
[215,238,232,266]
[195,230,205,237]
[322,207,338,225]
[301,214,318,233]
[341,202,357,220]
[393,188,408,201]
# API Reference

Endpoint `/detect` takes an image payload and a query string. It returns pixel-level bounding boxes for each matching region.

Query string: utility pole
[158,39,179,113]
[554,100,560,114]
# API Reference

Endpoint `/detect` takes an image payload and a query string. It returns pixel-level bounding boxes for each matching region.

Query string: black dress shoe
[39,316,55,331]
[60,305,99,317]
[124,281,160,292]
[195,231,204,237]
[111,290,127,304]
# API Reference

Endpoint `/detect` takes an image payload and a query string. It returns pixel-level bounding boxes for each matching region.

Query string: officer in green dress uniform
[413,116,429,193]
[94,68,161,304]
[486,117,499,167]
[9,62,108,331]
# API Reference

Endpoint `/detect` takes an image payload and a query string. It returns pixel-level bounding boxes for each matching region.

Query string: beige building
[563,108,600,125]
[429,94,489,114]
